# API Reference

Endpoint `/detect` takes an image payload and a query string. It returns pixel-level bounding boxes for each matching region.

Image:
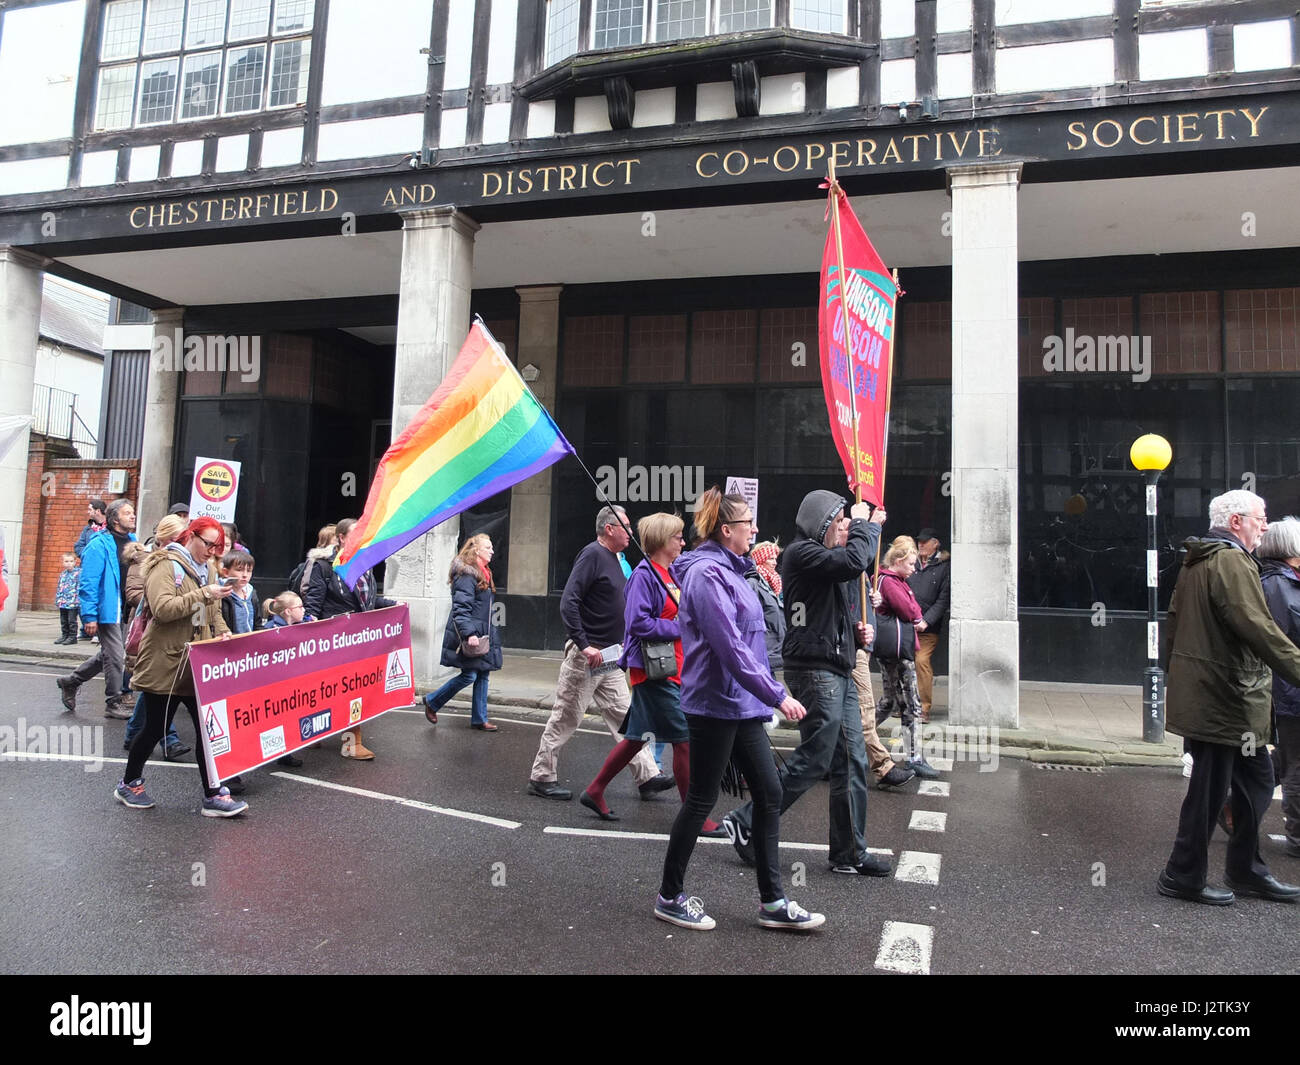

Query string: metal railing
[32,384,98,457]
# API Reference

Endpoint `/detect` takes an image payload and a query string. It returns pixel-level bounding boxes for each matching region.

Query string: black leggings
[125,691,217,797]
[660,714,785,904]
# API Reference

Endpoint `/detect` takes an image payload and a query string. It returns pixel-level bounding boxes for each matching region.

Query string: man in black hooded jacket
[724,489,892,878]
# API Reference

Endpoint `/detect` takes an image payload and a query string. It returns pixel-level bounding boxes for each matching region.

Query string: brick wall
[19,434,140,611]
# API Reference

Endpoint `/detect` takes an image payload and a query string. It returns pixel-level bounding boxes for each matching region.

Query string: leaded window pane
[186,0,228,49]
[229,0,272,40]
[546,0,581,64]
[101,0,143,60]
[143,0,185,53]
[791,0,844,33]
[137,56,179,122]
[180,50,222,118]
[594,0,645,48]
[273,0,314,34]
[95,63,137,129]
[717,0,771,33]
[269,37,310,106]
[656,0,708,41]
[223,43,265,112]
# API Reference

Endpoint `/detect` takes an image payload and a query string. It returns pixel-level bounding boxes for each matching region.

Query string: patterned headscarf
[750,541,781,598]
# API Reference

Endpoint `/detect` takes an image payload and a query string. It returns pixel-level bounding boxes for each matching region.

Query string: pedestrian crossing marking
[908,810,947,832]
[895,851,941,886]
[917,781,949,797]
[875,921,933,975]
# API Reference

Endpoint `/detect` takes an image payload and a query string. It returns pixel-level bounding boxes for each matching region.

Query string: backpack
[287,557,317,598]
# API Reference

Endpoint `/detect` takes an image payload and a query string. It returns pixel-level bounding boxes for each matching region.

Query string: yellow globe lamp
[1130,433,1172,473]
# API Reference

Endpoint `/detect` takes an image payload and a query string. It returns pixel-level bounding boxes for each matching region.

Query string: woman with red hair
[115,517,246,817]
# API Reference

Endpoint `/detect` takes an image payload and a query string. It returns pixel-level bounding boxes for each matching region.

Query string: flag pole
[826,159,871,618]
[873,267,901,593]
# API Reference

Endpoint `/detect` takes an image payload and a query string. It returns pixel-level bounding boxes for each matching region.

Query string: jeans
[1165,737,1275,888]
[125,692,217,796]
[733,667,871,867]
[661,715,785,904]
[1276,716,1300,847]
[69,621,125,703]
[124,691,181,750]
[425,669,489,725]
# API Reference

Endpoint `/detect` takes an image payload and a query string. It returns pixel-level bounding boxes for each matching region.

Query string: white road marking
[0,668,72,677]
[908,810,948,832]
[271,772,521,829]
[875,921,933,975]
[542,826,892,855]
[0,751,191,769]
[929,757,954,772]
[895,851,942,886]
[917,781,949,797]
[1269,834,1289,843]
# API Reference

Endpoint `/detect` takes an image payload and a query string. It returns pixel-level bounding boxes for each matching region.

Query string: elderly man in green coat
[1159,490,1300,905]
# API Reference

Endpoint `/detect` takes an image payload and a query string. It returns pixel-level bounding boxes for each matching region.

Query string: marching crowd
[46,483,1300,927]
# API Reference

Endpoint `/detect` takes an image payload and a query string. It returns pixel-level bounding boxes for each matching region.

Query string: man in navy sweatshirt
[527,505,672,800]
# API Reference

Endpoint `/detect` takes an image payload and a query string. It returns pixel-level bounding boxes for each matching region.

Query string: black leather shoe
[164,743,192,761]
[225,775,246,795]
[638,773,676,799]
[1156,872,1234,905]
[580,791,619,821]
[1225,872,1300,903]
[831,854,893,877]
[527,779,572,800]
[276,753,303,767]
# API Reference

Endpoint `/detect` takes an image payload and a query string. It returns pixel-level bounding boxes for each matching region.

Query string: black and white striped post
[1130,433,1172,744]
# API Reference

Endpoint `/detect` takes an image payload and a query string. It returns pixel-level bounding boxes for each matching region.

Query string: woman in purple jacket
[580,512,725,836]
[654,487,823,932]
[874,536,940,779]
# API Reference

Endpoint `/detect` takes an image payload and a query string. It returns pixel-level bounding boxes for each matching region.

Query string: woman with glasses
[115,517,246,817]
[579,512,724,836]
[654,487,823,932]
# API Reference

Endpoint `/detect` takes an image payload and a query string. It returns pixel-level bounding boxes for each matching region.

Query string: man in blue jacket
[725,489,892,878]
[57,499,136,718]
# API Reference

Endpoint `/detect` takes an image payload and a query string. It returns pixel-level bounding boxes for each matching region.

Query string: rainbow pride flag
[334,321,574,587]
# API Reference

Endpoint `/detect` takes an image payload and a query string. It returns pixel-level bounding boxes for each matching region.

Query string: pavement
[1,608,1185,768]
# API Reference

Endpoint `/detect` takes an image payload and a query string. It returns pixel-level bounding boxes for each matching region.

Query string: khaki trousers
[852,649,896,782]
[914,632,939,718]
[530,642,660,786]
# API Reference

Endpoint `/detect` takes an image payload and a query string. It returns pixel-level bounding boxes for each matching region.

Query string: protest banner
[188,457,241,523]
[188,605,415,783]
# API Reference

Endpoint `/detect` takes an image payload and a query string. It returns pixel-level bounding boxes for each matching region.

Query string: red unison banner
[818,190,898,507]
[188,605,415,784]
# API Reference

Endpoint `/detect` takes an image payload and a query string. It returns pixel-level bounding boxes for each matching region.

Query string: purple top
[671,540,785,721]
[619,558,680,674]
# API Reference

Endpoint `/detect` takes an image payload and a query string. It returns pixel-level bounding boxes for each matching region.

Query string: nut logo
[349,697,362,725]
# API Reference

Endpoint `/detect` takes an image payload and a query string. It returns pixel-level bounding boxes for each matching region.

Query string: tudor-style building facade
[1,0,1298,726]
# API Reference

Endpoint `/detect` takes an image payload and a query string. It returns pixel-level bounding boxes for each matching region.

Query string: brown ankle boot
[341,727,374,760]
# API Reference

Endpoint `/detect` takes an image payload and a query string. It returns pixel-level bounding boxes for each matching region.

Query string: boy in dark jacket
[725,489,891,878]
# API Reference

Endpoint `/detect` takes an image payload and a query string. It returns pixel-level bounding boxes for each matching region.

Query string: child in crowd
[262,590,315,628]
[54,553,79,645]
[218,550,262,634]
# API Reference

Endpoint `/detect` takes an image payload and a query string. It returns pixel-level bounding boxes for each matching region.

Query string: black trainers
[907,758,942,780]
[722,812,755,867]
[830,855,892,877]
[876,765,916,790]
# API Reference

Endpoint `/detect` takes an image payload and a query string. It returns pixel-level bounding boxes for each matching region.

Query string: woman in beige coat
[115,516,245,817]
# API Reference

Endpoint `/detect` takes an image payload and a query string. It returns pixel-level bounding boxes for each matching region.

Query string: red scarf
[478,559,495,591]
[750,541,781,597]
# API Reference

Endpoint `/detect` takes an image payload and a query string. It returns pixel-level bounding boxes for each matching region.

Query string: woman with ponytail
[653,488,825,932]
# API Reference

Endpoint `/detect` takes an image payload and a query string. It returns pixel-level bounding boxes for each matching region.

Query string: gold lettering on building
[481,157,641,197]
[126,187,341,229]
[1066,107,1268,151]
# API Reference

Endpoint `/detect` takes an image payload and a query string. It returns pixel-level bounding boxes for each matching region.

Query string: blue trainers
[201,787,249,818]
[757,898,826,931]
[654,893,716,931]
[114,779,155,809]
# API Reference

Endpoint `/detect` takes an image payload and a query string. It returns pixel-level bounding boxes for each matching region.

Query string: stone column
[946,162,1022,727]
[507,284,563,597]
[136,307,184,531]
[386,206,480,684]
[0,247,45,634]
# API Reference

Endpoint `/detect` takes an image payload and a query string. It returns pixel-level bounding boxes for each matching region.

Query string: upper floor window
[93,0,314,131]
[546,0,847,66]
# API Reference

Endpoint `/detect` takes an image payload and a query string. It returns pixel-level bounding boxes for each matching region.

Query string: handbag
[452,617,489,657]
[873,614,915,662]
[641,639,676,681]
[124,597,151,657]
